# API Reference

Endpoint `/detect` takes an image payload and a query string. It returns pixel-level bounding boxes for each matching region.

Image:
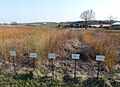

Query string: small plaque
[48,53,56,59]
[10,51,16,57]
[96,55,105,61]
[30,53,37,58]
[72,54,80,59]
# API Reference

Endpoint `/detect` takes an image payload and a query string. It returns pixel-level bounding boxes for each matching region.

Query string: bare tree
[107,15,117,22]
[80,9,95,29]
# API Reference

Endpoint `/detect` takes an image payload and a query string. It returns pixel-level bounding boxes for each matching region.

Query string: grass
[0,26,71,65]
[0,26,120,87]
[70,29,120,68]
[0,26,120,68]
[0,72,119,87]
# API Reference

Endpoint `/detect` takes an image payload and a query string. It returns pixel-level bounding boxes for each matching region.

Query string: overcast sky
[0,0,120,23]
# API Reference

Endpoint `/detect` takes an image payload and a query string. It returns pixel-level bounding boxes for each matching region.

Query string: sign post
[48,53,56,79]
[10,51,17,75]
[72,54,80,80]
[96,55,105,79]
[29,53,37,71]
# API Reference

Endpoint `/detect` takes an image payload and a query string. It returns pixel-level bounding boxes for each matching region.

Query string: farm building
[90,24,111,29]
[111,22,120,30]
[90,24,100,28]
[70,22,81,28]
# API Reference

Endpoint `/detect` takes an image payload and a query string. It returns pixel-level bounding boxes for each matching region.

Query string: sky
[0,0,120,23]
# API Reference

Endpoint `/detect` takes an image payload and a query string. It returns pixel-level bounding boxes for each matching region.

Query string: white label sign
[96,55,105,61]
[30,53,37,58]
[72,54,80,59]
[10,51,16,57]
[48,53,56,59]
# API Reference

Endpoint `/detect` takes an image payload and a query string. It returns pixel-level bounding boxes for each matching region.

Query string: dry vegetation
[0,25,120,69]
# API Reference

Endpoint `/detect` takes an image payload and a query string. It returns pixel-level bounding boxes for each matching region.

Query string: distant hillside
[17,20,117,25]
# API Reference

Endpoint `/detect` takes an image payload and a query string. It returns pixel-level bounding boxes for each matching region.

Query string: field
[0,25,120,86]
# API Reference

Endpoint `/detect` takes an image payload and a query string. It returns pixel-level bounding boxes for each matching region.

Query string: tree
[80,9,95,29]
[107,15,117,22]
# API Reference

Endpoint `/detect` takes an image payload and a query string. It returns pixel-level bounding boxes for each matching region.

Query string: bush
[83,77,112,87]
[63,75,83,86]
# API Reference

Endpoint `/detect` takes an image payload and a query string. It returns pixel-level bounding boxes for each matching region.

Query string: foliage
[72,30,120,69]
[0,73,119,87]
[63,75,83,86]
[0,26,119,76]
[0,26,71,66]
[83,77,112,87]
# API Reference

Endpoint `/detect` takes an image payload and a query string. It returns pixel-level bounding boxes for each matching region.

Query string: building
[70,22,81,28]
[111,22,120,30]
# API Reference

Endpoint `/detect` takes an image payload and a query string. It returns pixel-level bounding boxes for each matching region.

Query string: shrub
[83,77,112,87]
